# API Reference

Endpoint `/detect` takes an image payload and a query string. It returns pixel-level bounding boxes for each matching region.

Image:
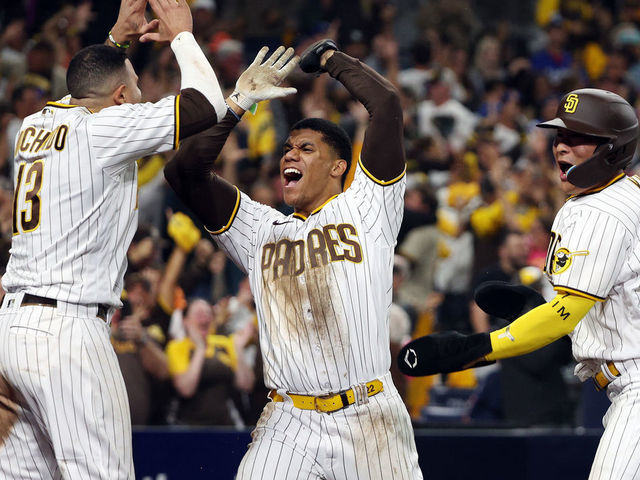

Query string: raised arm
[164,46,299,231]
[300,40,405,182]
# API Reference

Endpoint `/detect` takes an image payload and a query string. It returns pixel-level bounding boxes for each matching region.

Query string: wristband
[230,90,258,115]
[108,31,131,49]
[226,102,242,121]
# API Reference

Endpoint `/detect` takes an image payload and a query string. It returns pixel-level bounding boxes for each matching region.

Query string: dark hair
[66,44,128,98]
[290,118,352,184]
[124,272,152,293]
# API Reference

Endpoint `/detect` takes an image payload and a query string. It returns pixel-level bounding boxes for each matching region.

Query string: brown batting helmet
[537,88,639,188]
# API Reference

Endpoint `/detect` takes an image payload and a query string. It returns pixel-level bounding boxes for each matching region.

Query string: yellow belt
[269,380,384,413]
[593,361,621,391]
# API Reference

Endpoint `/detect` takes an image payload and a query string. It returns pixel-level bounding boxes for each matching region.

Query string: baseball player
[0,0,231,478]
[165,39,423,479]
[399,88,640,479]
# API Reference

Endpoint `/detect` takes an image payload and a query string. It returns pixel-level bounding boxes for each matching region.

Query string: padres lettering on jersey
[544,174,640,361]
[261,224,363,280]
[214,161,405,394]
[3,95,178,306]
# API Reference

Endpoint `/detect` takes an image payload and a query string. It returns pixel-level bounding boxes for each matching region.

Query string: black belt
[21,294,109,322]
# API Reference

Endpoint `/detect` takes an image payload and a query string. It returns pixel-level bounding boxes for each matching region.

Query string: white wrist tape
[171,31,226,122]
[230,90,256,112]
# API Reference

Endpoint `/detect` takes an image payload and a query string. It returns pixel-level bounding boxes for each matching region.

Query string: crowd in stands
[1,0,638,429]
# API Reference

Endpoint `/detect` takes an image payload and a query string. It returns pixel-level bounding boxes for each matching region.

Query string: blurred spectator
[530,15,575,86]
[3,83,48,175]
[166,298,255,426]
[112,212,201,425]
[396,185,440,317]
[469,228,529,333]
[416,69,477,153]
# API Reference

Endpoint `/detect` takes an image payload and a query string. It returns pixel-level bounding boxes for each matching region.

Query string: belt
[593,361,621,391]
[268,380,384,413]
[21,294,109,322]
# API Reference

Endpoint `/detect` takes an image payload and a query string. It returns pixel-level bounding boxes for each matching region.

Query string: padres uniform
[544,173,640,479]
[165,51,422,479]
[0,93,178,478]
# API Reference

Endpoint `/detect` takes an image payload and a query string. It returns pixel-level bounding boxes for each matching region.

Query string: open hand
[230,46,299,111]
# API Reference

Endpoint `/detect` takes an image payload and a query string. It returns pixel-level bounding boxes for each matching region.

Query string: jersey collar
[566,172,625,201]
[292,194,339,221]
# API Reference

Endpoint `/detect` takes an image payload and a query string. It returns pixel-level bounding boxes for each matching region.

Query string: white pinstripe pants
[0,295,133,479]
[236,372,423,480]
[589,359,640,480]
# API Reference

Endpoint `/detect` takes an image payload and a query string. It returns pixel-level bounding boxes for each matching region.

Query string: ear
[330,158,348,179]
[112,84,128,105]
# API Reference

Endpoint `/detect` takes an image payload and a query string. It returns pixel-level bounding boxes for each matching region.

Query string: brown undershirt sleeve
[164,109,240,231]
[324,53,405,182]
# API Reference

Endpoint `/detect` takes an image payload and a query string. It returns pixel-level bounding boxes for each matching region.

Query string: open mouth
[557,161,573,179]
[283,167,303,187]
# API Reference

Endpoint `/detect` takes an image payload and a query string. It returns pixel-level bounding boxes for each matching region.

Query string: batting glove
[299,38,338,73]
[230,46,299,112]
[167,212,201,253]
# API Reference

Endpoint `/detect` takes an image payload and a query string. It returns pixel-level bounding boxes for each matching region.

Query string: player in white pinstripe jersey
[165,39,423,479]
[399,88,640,479]
[0,0,229,478]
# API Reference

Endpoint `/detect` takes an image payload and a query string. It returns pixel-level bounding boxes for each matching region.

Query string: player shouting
[164,40,423,479]
[400,88,640,480]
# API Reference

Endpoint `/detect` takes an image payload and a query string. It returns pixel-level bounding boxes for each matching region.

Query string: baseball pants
[0,293,133,479]
[589,359,640,480]
[236,371,423,480]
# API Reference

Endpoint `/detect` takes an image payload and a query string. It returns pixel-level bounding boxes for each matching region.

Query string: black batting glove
[299,39,339,74]
[398,331,493,377]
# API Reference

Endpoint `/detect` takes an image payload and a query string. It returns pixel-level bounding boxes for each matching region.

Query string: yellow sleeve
[166,338,194,376]
[486,293,595,360]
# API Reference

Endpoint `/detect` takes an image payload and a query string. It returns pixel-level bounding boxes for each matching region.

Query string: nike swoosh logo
[273,220,293,226]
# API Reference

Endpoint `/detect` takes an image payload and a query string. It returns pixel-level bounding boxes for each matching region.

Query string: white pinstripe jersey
[544,174,640,363]
[3,95,178,307]
[213,161,406,395]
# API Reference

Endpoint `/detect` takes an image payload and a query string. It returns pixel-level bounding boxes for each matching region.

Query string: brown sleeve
[164,109,240,232]
[324,53,405,182]
[175,88,220,144]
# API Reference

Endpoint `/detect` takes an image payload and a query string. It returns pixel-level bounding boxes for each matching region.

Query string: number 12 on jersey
[12,160,44,235]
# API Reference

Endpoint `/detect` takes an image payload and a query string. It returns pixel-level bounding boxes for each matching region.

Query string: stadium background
[1,0,638,478]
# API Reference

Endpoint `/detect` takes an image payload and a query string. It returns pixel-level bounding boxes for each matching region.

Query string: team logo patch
[550,247,589,274]
[564,93,579,113]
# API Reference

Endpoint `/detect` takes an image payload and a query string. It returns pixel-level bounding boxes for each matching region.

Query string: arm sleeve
[485,293,595,360]
[170,31,226,122]
[164,110,241,232]
[324,53,405,182]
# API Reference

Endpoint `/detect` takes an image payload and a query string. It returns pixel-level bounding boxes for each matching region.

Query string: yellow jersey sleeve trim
[205,186,241,235]
[174,94,180,150]
[46,101,78,109]
[357,155,406,186]
[554,286,606,302]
